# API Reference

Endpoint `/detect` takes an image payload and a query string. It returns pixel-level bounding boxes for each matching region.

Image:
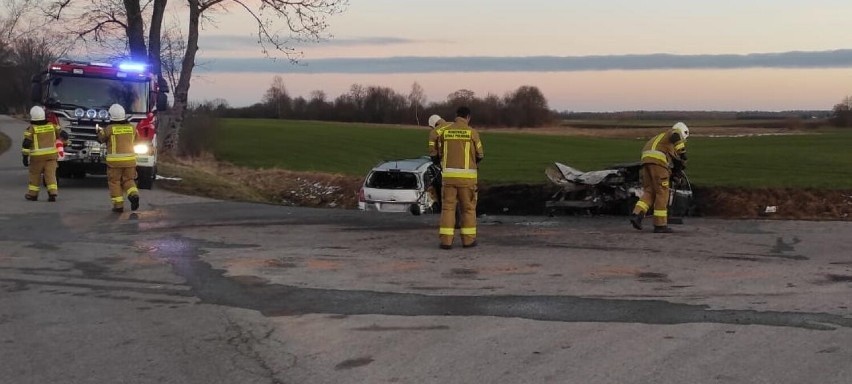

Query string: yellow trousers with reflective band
[27,156,58,197]
[632,163,671,227]
[107,165,138,208]
[439,178,478,247]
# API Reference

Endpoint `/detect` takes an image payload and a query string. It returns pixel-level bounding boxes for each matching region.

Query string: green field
[213,118,852,188]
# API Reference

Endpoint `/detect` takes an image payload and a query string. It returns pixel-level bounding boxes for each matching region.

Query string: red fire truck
[31,59,166,189]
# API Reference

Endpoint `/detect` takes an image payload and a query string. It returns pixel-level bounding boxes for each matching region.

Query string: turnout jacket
[22,122,62,159]
[98,122,137,168]
[640,128,686,169]
[427,120,452,159]
[437,117,484,180]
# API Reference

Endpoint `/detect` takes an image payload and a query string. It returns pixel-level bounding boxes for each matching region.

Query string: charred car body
[545,161,694,218]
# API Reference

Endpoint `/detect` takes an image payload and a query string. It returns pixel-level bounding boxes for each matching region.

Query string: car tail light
[357,187,365,202]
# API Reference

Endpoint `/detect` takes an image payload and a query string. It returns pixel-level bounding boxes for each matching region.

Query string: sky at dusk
[183,0,852,111]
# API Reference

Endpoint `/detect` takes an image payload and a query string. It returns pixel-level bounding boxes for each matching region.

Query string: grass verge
[157,157,271,204]
[0,131,10,155]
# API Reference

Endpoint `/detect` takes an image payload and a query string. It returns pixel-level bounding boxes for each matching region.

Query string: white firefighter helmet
[428,114,443,128]
[30,106,46,121]
[109,104,126,121]
[672,122,689,140]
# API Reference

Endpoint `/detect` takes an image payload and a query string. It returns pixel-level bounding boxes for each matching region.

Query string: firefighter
[427,114,451,208]
[97,104,140,213]
[630,122,689,233]
[22,106,67,201]
[435,107,484,249]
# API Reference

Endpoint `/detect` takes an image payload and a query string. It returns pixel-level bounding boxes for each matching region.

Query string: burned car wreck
[545,162,694,218]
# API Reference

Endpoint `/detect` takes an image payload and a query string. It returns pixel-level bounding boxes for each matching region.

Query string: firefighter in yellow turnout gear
[630,122,689,233]
[427,114,452,207]
[434,107,484,249]
[97,104,140,213]
[22,106,67,202]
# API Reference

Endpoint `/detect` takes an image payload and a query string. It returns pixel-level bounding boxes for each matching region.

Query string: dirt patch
[158,156,852,221]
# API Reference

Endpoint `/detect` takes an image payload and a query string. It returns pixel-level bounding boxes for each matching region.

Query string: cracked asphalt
[2,115,852,384]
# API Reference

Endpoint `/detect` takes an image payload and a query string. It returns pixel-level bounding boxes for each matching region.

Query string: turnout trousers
[439,178,478,247]
[27,156,58,198]
[632,163,671,227]
[108,165,139,209]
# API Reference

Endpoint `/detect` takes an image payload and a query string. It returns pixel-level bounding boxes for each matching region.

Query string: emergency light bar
[118,62,147,72]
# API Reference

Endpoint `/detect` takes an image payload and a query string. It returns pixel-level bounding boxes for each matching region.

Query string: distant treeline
[561,110,832,121]
[191,76,556,128]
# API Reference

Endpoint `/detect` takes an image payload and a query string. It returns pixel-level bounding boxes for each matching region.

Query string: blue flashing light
[118,62,147,72]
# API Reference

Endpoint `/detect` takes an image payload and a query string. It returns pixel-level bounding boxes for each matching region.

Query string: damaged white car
[358,157,441,215]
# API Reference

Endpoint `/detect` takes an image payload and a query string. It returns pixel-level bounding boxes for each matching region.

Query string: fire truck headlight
[86,109,97,119]
[134,144,150,155]
[98,109,109,119]
[74,108,85,118]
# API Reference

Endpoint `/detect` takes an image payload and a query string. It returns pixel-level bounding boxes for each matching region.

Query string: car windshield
[366,171,419,189]
[47,75,148,113]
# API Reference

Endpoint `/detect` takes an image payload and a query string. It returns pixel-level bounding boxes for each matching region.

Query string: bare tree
[408,82,426,126]
[262,75,292,118]
[159,18,186,96]
[41,0,348,153]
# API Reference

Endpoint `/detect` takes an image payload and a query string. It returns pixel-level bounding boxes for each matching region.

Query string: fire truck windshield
[46,75,148,114]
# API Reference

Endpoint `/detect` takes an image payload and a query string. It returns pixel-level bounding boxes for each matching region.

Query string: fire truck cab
[31,59,166,189]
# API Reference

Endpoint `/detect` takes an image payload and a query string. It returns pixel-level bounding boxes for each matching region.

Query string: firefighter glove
[22,155,29,167]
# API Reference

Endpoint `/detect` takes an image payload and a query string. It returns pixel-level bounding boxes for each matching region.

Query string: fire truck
[30,59,167,189]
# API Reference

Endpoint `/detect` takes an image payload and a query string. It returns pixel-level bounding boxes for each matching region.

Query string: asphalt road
[2,114,852,384]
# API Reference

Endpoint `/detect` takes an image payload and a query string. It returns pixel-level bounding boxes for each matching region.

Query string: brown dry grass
[159,153,363,209]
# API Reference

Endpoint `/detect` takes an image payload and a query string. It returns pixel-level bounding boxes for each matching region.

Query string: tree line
[191,76,557,128]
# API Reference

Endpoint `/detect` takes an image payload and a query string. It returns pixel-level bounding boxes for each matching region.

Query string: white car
[358,157,441,215]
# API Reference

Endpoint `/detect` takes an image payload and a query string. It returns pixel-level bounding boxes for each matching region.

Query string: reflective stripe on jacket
[427,122,452,158]
[640,128,686,168]
[438,118,484,180]
[98,123,137,166]
[23,123,60,157]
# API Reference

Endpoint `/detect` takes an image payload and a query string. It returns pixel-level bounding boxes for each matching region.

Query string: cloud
[200,35,427,51]
[197,49,852,74]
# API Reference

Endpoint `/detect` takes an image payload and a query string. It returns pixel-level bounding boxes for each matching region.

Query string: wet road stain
[771,237,802,254]
[724,252,808,261]
[335,357,374,370]
[352,325,450,331]
[145,235,852,331]
[636,272,670,283]
[447,268,479,278]
[826,274,852,283]
[26,242,60,251]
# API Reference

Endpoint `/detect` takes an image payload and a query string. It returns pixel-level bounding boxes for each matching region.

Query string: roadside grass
[157,159,271,203]
[0,131,10,155]
[213,118,852,188]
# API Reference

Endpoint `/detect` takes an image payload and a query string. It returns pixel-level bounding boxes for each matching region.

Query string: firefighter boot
[25,194,38,201]
[129,194,140,211]
[112,205,124,213]
[653,226,674,233]
[48,194,57,202]
[629,213,644,230]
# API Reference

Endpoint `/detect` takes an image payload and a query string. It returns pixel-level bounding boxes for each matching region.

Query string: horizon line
[196,49,852,74]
